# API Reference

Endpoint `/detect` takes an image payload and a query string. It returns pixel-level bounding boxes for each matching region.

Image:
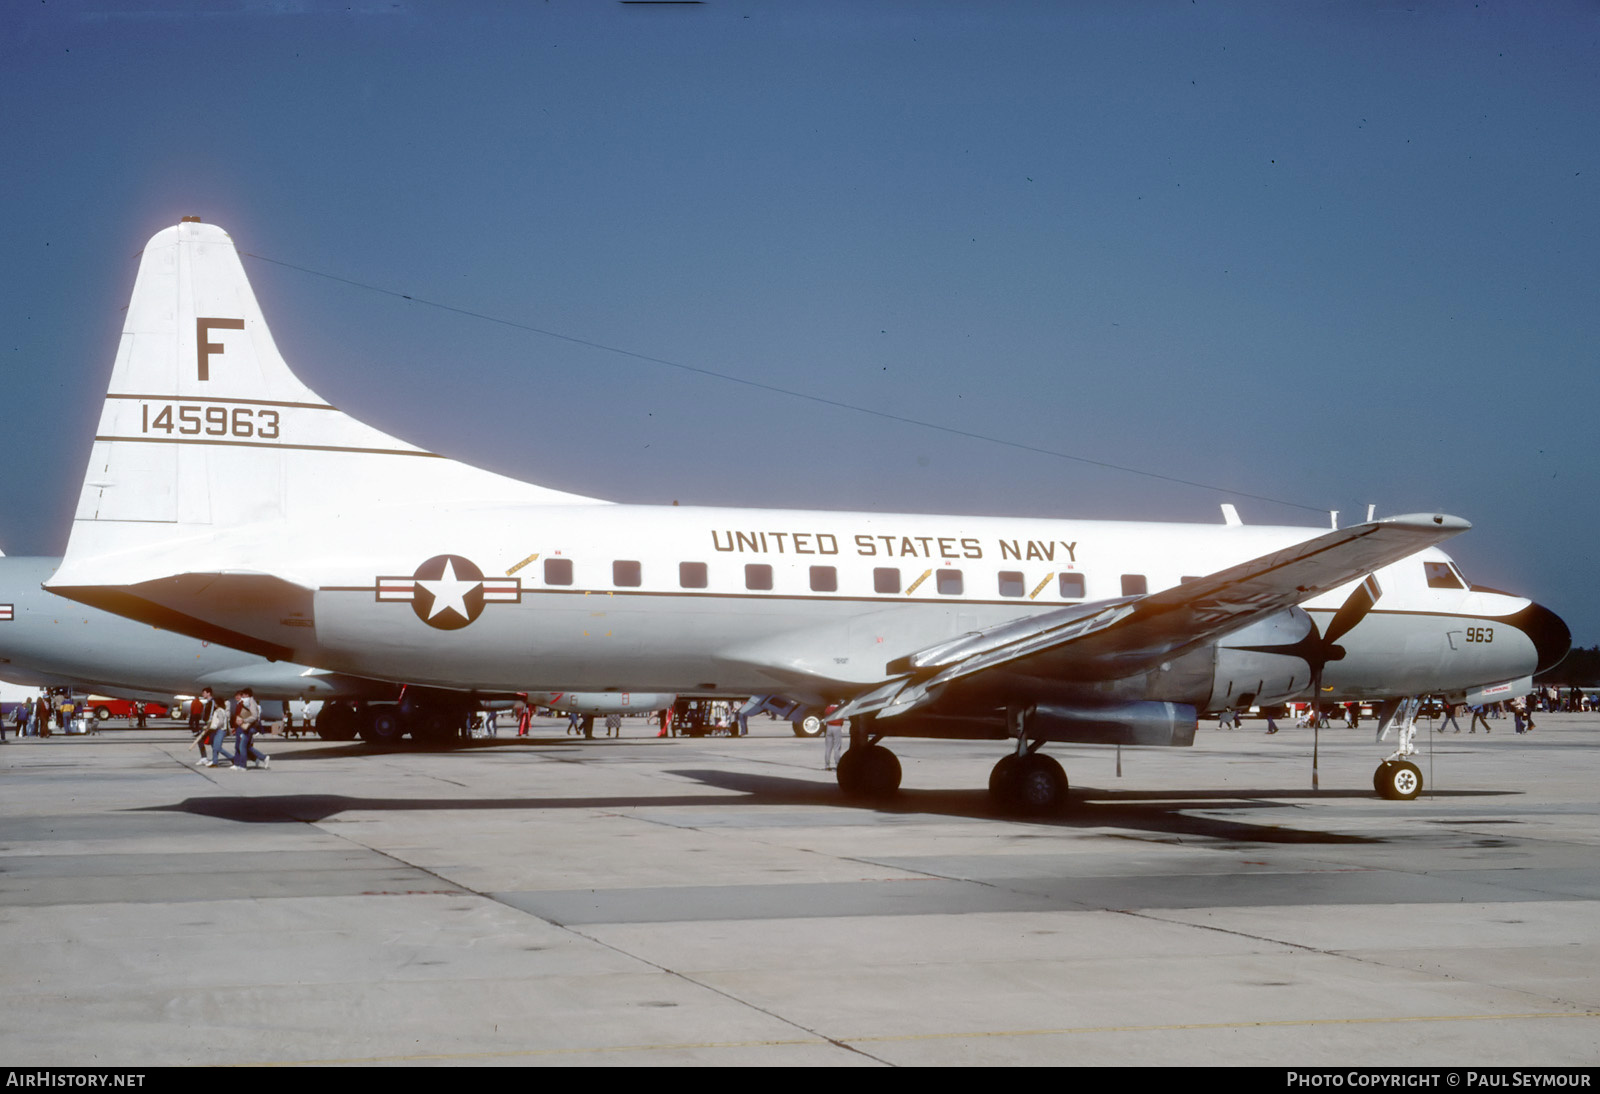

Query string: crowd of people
[188,687,271,770]
[4,693,87,738]
[1219,685,1591,735]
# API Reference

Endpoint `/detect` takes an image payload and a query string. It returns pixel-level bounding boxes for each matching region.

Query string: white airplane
[46,220,1569,807]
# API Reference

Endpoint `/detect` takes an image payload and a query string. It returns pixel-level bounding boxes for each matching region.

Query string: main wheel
[989,754,1021,801]
[316,704,359,741]
[360,706,406,746]
[1375,759,1422,801]
[410,710,457,746]
[837,744,901,799]
[793,715,823,737]
[1012,754,1069,814]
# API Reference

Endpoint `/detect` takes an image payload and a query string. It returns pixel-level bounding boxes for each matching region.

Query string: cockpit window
[1424,561,1463,589]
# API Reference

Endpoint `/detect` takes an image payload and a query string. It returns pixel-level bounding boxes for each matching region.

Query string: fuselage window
[937,569,963,595]
[874,567,901,594]
[1424,561,1464,589]
[1059,573,1085,598]
[998,570,1025,597]
[679,561,708,589]
[810,565,837,592]
[1121,574,1148,596]
[745,563,773,591]
[613,560,641,587]
[544,558,573,586]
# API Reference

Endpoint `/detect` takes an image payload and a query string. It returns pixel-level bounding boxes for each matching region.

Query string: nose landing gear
[1373,696,1425,800]
[1374,759,1422,800]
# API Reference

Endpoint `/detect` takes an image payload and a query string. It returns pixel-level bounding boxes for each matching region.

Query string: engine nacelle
[1027,700,1197,747]
[1199,607,1317,713]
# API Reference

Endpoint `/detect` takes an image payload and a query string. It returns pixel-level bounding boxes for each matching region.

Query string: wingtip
[1376,512,1472,534]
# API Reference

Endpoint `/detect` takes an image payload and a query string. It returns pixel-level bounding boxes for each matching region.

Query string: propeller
[1306,575,1382,789]
[1236,574,1383,789]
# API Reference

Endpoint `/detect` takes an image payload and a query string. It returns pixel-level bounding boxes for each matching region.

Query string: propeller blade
[1323,574,1382,647]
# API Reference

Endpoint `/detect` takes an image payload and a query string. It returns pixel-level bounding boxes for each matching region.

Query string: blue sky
[3,2,1597,643]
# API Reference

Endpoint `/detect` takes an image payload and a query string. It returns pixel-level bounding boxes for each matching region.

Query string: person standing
[823,711,845,771]
[187,694,208,759]
[1439,701,1461,734]
[200,689,233,767]
[232,688,269,770]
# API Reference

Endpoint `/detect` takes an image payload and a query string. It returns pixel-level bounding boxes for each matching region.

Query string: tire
[316,704,359,741]
[1375,759,1422,801]
[1012,754,1069,814]
[837,744,901,798]
[411,710,457,747]
[794,715,824,738]
[989,754,1021,800]
[94,706,111,722]
[359,706,405,746]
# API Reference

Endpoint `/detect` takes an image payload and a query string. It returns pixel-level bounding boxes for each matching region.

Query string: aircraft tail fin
[54,219,599,587]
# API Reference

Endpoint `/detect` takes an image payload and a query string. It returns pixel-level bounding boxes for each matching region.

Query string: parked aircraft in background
[47,221,1569,808]
[316,688,676,742]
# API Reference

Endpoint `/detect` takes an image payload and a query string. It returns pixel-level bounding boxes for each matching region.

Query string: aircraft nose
[1505,601,1571,675]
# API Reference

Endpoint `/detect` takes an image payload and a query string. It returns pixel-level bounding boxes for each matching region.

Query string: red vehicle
[84,697,174,722]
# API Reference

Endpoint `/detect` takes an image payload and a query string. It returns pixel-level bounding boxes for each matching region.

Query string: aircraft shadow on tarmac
[136,766,1509,843]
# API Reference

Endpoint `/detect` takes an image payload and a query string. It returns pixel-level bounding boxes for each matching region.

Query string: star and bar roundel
[376,555,520,630]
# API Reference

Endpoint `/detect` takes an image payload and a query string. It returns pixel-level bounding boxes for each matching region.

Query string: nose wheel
[1374,759,1422,800]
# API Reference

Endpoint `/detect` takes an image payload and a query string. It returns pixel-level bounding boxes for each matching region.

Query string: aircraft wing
[840,513,1469,720]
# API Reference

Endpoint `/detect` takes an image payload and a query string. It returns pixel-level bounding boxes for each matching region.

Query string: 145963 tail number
[141,404,280,440]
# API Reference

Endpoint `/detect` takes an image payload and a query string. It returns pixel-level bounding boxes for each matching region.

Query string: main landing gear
[829,713,1071,815]
[836,743,902,798]
[988,744,1069,815]
[987,705,1071,814]
[315,696,472,748]
[1372,696,1424,800]
[832,714,904,799]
